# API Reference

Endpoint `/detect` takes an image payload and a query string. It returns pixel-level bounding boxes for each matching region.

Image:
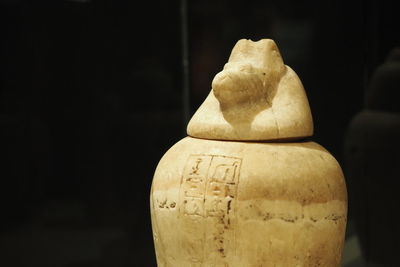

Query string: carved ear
[228,39,285,75]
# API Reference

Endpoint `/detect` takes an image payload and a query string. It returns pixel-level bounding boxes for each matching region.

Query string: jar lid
[187,39,314,141]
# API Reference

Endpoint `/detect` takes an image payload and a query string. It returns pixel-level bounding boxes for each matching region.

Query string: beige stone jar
[150,39,347,267]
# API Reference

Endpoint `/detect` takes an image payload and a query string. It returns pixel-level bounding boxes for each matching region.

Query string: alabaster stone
[151,137,347,266]
[150,39,347,267]
[187,39,313,141]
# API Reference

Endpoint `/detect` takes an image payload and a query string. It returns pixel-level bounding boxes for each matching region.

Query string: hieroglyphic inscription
[179,154,242,265]
[180,155,212,216]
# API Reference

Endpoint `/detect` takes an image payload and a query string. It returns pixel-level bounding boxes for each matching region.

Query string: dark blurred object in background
[344,47,400,267]
[0,0,399,266]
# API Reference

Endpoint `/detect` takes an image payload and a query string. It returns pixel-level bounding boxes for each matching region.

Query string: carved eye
[239,64,253,73]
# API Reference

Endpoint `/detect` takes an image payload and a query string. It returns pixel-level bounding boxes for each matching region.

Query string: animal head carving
[187,39,313,141]
[212,39,285,110]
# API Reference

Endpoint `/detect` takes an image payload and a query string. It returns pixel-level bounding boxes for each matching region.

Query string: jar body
[150,137,347,267]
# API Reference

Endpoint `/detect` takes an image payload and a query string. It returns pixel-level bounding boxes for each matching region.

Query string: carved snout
[212,67,267,108]
[212,71,239,106]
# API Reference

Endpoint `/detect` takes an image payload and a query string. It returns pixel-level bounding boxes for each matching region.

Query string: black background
[1,0,399,266]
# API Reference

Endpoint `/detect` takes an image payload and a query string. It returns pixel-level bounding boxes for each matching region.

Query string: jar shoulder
[152,137,346,203]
